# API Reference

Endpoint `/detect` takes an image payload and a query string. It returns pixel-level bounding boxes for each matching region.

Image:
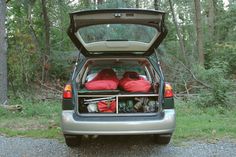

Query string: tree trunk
[154,0,159,10]
[136,0,139,8]
[97,0,103,4]
[194,0,205,66]
[27,2,40,53]
[207,0,215,42]
[41,0,50,82]
[58,0,66,50]
[93,0,96,8]
[84,0,90,7]
[0,0,8,105]
[168,0,187,63]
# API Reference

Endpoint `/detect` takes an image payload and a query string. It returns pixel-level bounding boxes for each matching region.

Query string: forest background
[0,0,235,140]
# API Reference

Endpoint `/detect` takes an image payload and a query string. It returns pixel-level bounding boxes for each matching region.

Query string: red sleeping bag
[85,69,119,90]
[97,100,116,113]
[119,71,151,93]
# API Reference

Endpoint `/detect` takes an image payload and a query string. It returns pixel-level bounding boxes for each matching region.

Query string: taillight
[164,83,174,98]
[63,84,72,99]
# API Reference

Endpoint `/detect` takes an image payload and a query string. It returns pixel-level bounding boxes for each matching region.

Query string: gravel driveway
[0,135,236,157]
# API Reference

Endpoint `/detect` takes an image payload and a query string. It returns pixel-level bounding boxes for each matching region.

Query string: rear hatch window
[78,24,158,44]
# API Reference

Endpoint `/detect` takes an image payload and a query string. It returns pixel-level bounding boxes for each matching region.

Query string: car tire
[64,135,82,147]
[153,134,172,145]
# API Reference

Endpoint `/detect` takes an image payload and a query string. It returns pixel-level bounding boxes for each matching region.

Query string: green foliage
[49,50,75,80]
[6,0,75,90]
[8,32,39,90]
[210,43,236,74]
[159,50,233,108]
[5,0,236,108]
[192,62,231,108]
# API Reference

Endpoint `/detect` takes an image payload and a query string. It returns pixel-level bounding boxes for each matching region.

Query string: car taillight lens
[164,83,174,98]
[63,84,72,99]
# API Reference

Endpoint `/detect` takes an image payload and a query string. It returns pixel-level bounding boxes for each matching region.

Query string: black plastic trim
[72,112,164,121]
[62,99,74,110]
[70,8,166,16]
[163,97,174,109]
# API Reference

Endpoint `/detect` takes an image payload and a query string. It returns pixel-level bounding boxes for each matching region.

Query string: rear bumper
[61,109,176,135]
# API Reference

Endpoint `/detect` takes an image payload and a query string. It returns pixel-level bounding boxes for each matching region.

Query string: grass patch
[1,97,236,143]
[0,127,60,138]
[173,99,236,143]
[0,98,63,140]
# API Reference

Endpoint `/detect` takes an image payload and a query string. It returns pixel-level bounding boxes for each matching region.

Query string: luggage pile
[118,97,157,113]
[85,96,157,113]
[85,69,151,92]
[83,69,156,113]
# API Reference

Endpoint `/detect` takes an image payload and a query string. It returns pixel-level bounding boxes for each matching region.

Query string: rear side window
[87,65,146,80]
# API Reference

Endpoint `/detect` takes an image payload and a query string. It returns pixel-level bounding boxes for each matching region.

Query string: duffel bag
[97,100,116,113]
[119,71,151,92]
[85,69,119,90]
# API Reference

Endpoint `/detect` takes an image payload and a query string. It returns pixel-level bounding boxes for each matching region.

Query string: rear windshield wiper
[106,39,128,41]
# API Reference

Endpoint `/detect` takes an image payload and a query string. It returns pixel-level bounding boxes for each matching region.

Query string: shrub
[8,32,39,91]
[192,62,231,108]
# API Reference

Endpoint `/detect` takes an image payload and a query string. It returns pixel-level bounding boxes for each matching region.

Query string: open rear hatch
[68,9,167,57]
[67,9,167,115]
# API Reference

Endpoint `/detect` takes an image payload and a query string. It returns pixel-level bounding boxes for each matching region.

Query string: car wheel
[153,134,172,145]
[64,135,82,147]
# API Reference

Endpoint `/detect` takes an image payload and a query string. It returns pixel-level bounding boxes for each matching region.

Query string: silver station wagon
[61,9,176,147]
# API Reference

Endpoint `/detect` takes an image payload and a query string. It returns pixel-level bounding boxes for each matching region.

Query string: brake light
[63,84,72,99]
[164,83,174,98]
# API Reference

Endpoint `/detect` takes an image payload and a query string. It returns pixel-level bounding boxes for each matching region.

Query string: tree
[136,0,139,8]
[168,0,187,63]
[97,0,103,5]
[27,0,40,50]
[3,0,235,98]
[0,0,8,105]
[154,0,159,10]
[41,0,51,82]
[207,0,215,41]
[83,0,90,7]
[194,0,205,66]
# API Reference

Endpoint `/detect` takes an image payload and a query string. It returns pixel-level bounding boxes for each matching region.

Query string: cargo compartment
[75,58,162,116]
[78,94,159,114]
